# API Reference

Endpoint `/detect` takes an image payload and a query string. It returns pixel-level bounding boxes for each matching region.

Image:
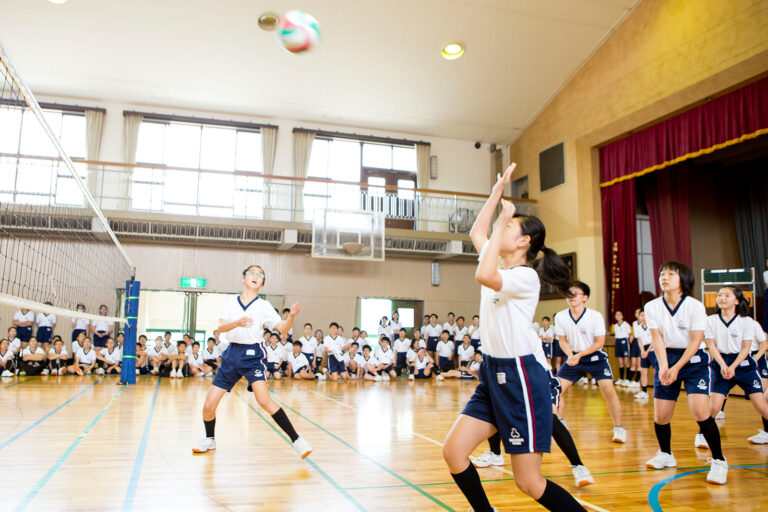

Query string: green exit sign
[180,277,207,289]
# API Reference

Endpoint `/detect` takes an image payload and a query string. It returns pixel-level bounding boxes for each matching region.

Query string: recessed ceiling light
[48,0,68,4]
[442,43,464,60]
[258,12,280,31]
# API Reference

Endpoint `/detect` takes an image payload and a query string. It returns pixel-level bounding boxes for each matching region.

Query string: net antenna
[0,39,133,324]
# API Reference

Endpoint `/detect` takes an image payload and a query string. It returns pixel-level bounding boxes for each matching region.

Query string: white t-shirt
[343,351,364,368]
[8,338,21,354]
[315,341,324,358]
[22,346,45,358]
[48,347,68,357]
[424,324,442,339]
[14,310,34,324]
[377,323,394,340]
[219,296,280,346]
[468,360,481,372]
[101,348,121,365]
[92,319,111,333]
[202,347,218,361]
[436,340,455,358]
[763,269,768,288]
[443,322,457,338]
[554,308,606,353]
[187,352,204,367]
[406,348,418,363]
[539,326,554,341]
[184,344,194,357]
[413,337,426,349]
[287,352,310,373]
[72,316,90,331]
[478,242,543,360]
[162,342,177,356]
[76,348,97,365]
[613,321,632,340]
[213,341,228,357]
[420,324,429,338]
[414,355,430,370]
[361,354,379,368]
[390,320,402,334]
[266,344,284,364]
[454,326,469,342]
[457,343,475,362]
[146,345,164,357]
[636,324,653,347]
[469,324,481,341]
[297,336,316,355]
[394,337,410,353]
[377,348,395,366]
[0,350,13,363]
[704,314,754,354]
[36,313,57,328]
[279,342,292,358]
[645,296,707,350]
[751,319,767,352]
[324,335,345,361]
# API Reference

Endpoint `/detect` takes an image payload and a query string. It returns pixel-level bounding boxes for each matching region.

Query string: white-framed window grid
[636,214,655,293]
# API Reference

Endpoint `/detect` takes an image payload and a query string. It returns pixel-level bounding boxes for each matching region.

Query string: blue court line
[3,377,31,389]
[234,390,367,512]
[13,384,127,511]
[122,376,161,511]
[268,390,455,511]
[0,376,106,452]
[648,463,768,511]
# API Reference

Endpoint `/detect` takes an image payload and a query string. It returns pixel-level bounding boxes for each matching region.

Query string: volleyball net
[0,39,132,325]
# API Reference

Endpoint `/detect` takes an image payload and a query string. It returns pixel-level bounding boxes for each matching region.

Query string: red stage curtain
[599,76,768,187]
[642,167,692,293]
[600,179,639,319]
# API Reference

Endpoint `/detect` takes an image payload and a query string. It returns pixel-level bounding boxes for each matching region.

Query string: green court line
[13,384,127,511]
[234,390,367,512]
[740,466,768,476]
[268,391,455,511]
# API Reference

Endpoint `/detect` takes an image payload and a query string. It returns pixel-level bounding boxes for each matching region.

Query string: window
[303,137,417,222]
[0,106,87,206]
[132,118,263,218]
[637,215,655,293]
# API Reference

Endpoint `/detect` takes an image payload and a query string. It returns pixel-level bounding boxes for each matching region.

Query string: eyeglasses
[245,271,265,278]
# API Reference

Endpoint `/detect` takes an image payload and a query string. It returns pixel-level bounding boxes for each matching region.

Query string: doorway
[356,297,423,346]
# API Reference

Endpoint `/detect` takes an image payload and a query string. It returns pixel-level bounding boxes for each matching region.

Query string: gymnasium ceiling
[0,0,638,144]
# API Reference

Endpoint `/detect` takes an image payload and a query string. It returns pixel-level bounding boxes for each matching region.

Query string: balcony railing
[0,153,536,234]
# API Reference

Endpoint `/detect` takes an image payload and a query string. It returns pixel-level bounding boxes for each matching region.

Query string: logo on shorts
[254,369,263,377]
[603,368,611,377]
[697,379,707,390]
[754,380,761,389]
[763,369,768,377]
[509,428,525,446]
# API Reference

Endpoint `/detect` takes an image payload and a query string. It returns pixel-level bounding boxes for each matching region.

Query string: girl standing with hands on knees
[192,265,311,460]
[442,164,585,512]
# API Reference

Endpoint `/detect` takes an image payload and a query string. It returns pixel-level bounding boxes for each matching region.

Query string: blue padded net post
[120,280,141,384]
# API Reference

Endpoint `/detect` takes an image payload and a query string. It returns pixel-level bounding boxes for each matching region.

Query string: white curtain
[293,130,315,221]
[85,109,105,199]
[261,126,278,220]
[415,143,431,230]
[122,113,143,210]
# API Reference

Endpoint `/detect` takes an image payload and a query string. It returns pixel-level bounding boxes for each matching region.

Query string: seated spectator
[361,345,383,382]
[394,328,410,374]
[172,341,188,378]
[97,337,121,375]
[436,330,455,372]
[201,337,219,374]
[136,335,151,375]
[70,337,97,375]
[0,338,16,377]
[375,336,397,381]
[409,347,436,381]
[265,334,284,380]
[187,341,207,377]
[146,336,166,375]
[20,336,46,376]
[48,338,69,375]
[344,342,364,380]
[287,341,315,380]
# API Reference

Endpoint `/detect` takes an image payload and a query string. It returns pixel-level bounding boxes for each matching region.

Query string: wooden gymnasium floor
[1,375,767,512]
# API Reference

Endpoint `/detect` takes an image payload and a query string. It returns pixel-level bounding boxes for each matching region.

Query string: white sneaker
[695,433,709,449]
[196,372,204,377]
[612,426,627,443]
[293,436,312,459]
[42,369,50,376]
[151,368,159,375]
[374,375,382,381]
[135,369,140,376]
[634,390,649,399]
[382,374,390,381]
[577,377,588,385]
[473,451,505,467]
[97,368,105,375]
[177,371,185,378]
[715,411,725,421]
[646,451,677,469]
[192,437,216,454]
[51,369,58,376]
[748,430,768,444]
[205,372,213,377]
[590,378,596,385]
[436,374,444,381]
[1,370,12,377]
[408,374,415,380]
[317,374,327,381]
[706,457,728,484]
[631,381,641,388]
[572,465,594,487]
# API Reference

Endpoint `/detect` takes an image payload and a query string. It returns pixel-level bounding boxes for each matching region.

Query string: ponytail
[716,286,750,317]
[516,215,573,298]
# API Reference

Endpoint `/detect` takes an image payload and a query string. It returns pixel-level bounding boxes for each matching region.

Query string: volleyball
[276,10,321,54]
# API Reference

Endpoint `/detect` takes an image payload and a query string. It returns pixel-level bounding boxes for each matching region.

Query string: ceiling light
[442,43,464,60]
[258,12,280,31]
[48,0,68,4]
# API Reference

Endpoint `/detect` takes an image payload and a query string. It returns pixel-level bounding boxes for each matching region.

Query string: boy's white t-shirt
[457,344,475,362]
[324,335,344,361]
[14,310,35,324]
[101,347,122,365]
[635,324,653,347]
[436,340,455,358]
[287,352,310,373]
[48,347,68,357]
[22,346,45,356]
[406,348,418,363]
[187,352,204,367]
[36,313,57,328]
[72,316,90,331]
[377,348,395,366]
[424,324,442,339]
[539,326,554,341]
[202,347,218,361]
[394,338,410,353]
[469,324,481,340]
[554,308,606,353]
[298,335,317,355]
[92,319,111,333]
[76,348,97,365]
[361,354,379,368]
[266,344,284,363]
[146,344,164,357]
[613,321,632,339]
[454,326,469,342]
[8,338,22,353]
[162,343,177,356]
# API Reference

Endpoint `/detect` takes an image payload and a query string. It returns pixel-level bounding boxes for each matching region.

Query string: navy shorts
[653,348,710,401]
[17,326,32,342]
[541,342,552,359]
[212,343,268,392]
[415,368,430,379]
[427,336,439,352]
[380,364,394,374]
[630,340,641,358]
[439,356,453,372]
[315,356,323,368]
[552,340,564,359]
[71,329,86,342]
[36,327,52,344]
[460,370,476,380]
[396,352,407,368]
[710,354,764,396]
[556,351,613,382]
[292,365,308,375]
[93,333,109,348]
[328,355,346,374]
[549,370,561,407]
[640,347,654,369]
[754,352,768,379]
[614,338,629,358]
[463,354,552,454]
[266,361,280,373]
[471,339,481,351]
[302,352,315,368]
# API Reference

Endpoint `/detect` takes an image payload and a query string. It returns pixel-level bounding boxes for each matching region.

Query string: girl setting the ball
[192,264,312,460]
